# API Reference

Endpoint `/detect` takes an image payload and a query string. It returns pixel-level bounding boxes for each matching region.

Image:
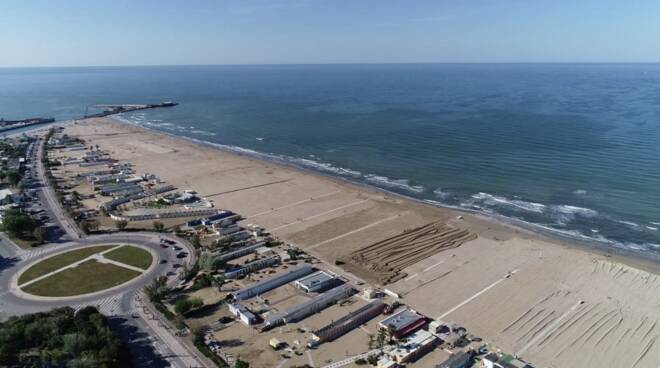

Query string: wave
[364,174,424,193]
[466,192,546,213]
[111,115,660,258]
[573,189,588,195]
[433,188,451,199]
[617,220,640,229]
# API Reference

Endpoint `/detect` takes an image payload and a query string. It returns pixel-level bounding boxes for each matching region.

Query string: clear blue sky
[1,0,659,67]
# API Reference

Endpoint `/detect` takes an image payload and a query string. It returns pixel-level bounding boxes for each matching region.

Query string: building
[263,284,356,329]
[378,309,427,339]
[436,351,473,368]
[481,354,533,368]
[216,241,269,263]
[310,300,385,346]
[377,357,400,368]
[228,302,257,326]
[269,338,284,350]
[294,271,340,293]
[231,266,315,301]
[0,188,14,205]
[223,256,279,279]
[388,329,438,364]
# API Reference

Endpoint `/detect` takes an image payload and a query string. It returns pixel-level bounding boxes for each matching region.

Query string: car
[172,263,182,268]
[160,259,168,264]
[176,252,187,258]
[160,244,168,248]
[173,246,182,251]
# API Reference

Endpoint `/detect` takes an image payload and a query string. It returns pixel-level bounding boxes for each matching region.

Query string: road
[0,128,207,367]
[34,135,83,240]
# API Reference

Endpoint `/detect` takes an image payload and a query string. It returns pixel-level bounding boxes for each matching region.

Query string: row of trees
[0,306,132,367]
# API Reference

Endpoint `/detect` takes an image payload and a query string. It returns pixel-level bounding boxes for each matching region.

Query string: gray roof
[295,271,335,289]
[378,309,424,331]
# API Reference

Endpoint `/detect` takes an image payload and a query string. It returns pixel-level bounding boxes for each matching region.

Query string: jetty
[84,101,178,118]
[0,117,55,133]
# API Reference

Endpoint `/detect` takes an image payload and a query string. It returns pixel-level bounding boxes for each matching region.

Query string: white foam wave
[190,130,217,136]
[573,189,588,195]
[646,226,658,231]
[650,222,660,226]
[289,157,362,177]
[617,220,640,228]
[364,174,424,193]
[433,188,451,199]
[469,192,546,213]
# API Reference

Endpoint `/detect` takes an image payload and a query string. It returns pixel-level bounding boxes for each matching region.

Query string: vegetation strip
[103,245,153,270]
[22,260,141,297]
[18,245,115,285]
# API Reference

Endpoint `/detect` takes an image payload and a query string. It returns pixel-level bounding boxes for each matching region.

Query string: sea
[2,64,660,258]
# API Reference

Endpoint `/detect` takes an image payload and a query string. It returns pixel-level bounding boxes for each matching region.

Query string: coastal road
[34,135,83,240]
[1,127,208,367]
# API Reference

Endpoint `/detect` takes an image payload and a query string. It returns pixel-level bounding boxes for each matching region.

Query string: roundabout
[0,232,194,318]
[16,244,155,298]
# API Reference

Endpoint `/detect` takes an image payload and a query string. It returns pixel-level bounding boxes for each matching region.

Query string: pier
[0,117,55,133]
[84,101,178,118]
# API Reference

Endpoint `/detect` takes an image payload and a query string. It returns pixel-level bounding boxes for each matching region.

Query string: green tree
[2,210,36,238]
[153,221,164,232]
[174,298,203,315]
[114,219,128,230]
[235,359,250,368]
[144,276,171,302]
[5,169,20,187]
[33,226,47,244]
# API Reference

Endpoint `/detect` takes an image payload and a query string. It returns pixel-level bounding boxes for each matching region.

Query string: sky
[1,0,659,67]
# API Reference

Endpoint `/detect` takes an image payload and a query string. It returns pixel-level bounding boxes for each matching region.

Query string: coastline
[61,117,660,368]
[105,115,660,274]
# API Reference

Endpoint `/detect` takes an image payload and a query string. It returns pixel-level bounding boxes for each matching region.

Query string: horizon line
[2,61,660,69]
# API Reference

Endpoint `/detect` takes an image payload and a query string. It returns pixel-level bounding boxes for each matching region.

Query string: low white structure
[228,303,257,326]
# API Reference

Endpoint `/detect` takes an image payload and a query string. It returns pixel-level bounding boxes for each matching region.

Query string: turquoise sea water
[1,64,660,257]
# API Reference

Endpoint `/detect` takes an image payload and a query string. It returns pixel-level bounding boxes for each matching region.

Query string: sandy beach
[62,117,660,368]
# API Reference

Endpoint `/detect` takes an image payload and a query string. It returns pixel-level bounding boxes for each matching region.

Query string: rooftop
[295,271,335,289]
[379,308,425,331]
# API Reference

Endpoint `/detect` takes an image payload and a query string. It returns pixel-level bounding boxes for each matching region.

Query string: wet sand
[62,118,660,368]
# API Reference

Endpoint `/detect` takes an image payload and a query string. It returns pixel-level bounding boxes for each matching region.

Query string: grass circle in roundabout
[18,244,154,297]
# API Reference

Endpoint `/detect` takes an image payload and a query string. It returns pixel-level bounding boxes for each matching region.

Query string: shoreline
[61,116,660,367]
[102,115,660,274]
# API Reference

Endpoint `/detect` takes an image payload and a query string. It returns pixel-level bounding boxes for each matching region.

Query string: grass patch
[18,245,115,285]
[103,245,153,270]
[22,260,141,297]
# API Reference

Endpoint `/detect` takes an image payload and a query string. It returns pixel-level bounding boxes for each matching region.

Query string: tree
[1,210,36,238]
[3,194,13,204]
[174,297,203,315]
[153,221,164,232]
[0,307,132,367]
[191,234,201,249]
[33,226,47,244]
[198,253,225,272]
[235,359,250,368]
[114,219,128,230]
[6,169,20,187]
[144,276,171,303]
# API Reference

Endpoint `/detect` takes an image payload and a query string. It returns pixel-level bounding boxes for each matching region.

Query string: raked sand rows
[497,260,660,368]
[341,222,476,284]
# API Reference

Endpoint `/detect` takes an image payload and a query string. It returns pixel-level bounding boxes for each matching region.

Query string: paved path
[321,349,381,368]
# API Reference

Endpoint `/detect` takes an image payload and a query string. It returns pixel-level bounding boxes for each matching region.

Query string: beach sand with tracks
[63,117,660,368]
